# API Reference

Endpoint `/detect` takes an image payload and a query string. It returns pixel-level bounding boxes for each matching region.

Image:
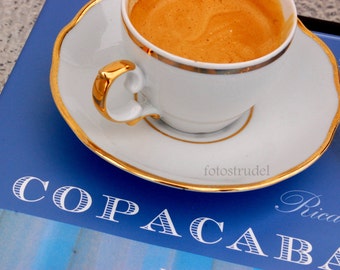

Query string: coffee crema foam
[130,0,286,63]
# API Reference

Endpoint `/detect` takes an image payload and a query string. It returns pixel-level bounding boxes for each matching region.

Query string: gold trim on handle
[92,60,160,125]
[93,60,135,122]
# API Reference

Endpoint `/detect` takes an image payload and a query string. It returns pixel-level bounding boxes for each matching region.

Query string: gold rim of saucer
[50,0,340,192]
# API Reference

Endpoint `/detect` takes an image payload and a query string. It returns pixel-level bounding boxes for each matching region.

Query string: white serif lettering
[318,247,340,270]
[190,217,223,244]
[12,176,49,202]
[53,186,92,213]
[96,195,139,222]
[140,209,181,237]
[275,234,313,265]
[226,227,268,257]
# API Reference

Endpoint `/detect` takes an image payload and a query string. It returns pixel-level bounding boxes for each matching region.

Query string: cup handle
[92,60,160,126]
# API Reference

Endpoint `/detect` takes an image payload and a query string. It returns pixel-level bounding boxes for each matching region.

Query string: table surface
[0,0,340,92]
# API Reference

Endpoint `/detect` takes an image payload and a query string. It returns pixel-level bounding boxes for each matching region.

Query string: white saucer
[50,0,340,192]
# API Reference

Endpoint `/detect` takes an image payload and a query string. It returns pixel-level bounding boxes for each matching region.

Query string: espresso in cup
[130,0,287,63]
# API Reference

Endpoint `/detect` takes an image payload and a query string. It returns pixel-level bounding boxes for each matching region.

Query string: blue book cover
[0,0,339,269]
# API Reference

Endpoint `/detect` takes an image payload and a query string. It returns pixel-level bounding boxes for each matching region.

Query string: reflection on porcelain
[50,0,340,192]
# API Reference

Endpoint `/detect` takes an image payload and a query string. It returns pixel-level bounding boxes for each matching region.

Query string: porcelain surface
[50,0,340,192]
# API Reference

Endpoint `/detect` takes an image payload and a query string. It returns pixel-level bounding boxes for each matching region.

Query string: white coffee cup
[92,0,297,133]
